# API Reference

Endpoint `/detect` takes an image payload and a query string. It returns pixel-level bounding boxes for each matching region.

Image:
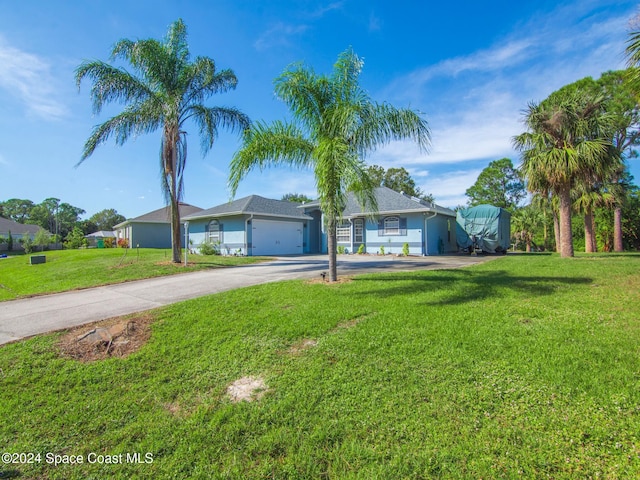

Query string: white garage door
[252,220,303,256]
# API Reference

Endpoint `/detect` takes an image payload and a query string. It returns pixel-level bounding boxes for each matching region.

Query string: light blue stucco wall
[188,216,248,255]
[187,214,312,256]
[116,222,190,249]
[325,212,457,256]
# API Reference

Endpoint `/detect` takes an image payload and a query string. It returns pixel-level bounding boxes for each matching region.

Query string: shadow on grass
[351,269,593,306]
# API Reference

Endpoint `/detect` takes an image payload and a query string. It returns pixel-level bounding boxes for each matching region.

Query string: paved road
[0,254,497,345]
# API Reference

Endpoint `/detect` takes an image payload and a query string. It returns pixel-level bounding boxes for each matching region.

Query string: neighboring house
[85,230,116,247]
[301,187,458,256]
[114,203,203,249]
[0,217,45,250]
[183,195,312,256]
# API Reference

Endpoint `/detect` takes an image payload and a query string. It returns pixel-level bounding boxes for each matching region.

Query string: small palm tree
[514,91,614,257]
[511,206,543,253]
[76,19,250,263]
[229,48,430,281]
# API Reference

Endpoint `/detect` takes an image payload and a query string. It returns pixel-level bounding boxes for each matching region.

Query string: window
[354,219,364,243]
[378,216,407,236]
[207,220,222,243]
[383,216,400,235]
[336,223,350,242]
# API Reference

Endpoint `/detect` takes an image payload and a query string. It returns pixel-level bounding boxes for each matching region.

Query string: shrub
[21,234,34,254]
[402,243,410,256]
[7,231,13,251]
[199,241,219,256]
[104,237,116,248]
[117,238,129,248]
[357,244,365,254]
[337,245,346,254]
[379,245,385,255]
[34,229,51,251]
[64,227,87,249]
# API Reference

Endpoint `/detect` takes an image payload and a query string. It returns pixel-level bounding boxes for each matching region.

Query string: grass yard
[0,248,268,301]
[1,254,639,478]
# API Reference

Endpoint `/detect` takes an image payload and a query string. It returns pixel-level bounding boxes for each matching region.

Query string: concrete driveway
[0,253,498,345]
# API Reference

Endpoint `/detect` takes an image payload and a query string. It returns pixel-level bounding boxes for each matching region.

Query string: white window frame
[336,223,351,243]
[354,219,364,243]
[383,216,400,235]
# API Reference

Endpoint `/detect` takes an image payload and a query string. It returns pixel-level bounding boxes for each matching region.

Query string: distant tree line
[0,198,126,242]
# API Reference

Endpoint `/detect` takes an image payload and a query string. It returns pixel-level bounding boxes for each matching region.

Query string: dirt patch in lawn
[287,338,318,355]
[57,313,155,362]
[226,376,269,403]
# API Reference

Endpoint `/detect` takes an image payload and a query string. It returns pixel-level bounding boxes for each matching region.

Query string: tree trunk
[614,206,623,252]
[525,240,531,253]
[326,217,338,282]
[558,187,574,258]
[164,126,182,264]
[171,194,182,263]
[553,209,560,253]
[542,209,549,251]
[584,209,596,253]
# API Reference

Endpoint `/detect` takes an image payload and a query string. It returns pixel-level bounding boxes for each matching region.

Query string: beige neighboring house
[114,203,203,249]
[0,217,47,250]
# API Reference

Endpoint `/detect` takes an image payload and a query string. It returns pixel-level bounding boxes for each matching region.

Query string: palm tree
[511,205,543,253]
[76,19,250,263]
[572,183,614,252]
[229,48,430,281]
[514,91,614,257]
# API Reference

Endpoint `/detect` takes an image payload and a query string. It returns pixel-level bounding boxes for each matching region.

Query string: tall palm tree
[229,48,430,281]
[514,91,613,257]
[572,183,614,253]
[596,70,640,252]
[76,19,250,263]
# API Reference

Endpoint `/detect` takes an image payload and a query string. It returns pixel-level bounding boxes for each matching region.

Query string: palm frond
[77,104,163,164]
[228,121,314,196]
[184,105,251,154]
[352,103,431,156]
[75,61,153,114]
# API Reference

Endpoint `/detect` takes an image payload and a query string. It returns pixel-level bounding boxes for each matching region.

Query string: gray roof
[302,187,456,217]
[114,203,203,228]
[85,230,116,238]
[0,217,44,236]
[183,195,312,221]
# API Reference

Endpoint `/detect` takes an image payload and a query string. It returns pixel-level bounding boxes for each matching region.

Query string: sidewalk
[0,254,495,345]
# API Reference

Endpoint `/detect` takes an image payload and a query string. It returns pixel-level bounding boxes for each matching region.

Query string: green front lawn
[0,248,268,301]
[1,254,639,478]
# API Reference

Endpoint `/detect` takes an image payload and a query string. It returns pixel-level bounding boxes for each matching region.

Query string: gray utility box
[30,255,46,265]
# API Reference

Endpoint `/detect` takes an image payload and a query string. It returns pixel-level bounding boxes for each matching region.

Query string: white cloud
[0,36,67,120]
[405,40,534,87]
[310,2,344,18]
[368,13,381,32]
[421,168,483,209]
[378,1,634,170]
[254,23,309,51]
[0,153,8,166]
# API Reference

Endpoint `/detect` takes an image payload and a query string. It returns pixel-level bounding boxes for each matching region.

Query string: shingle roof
[302,187,456,217]
[0,217,44,236]
[183,195,312,221]
[114,203,203,228]
[85,230,116,238]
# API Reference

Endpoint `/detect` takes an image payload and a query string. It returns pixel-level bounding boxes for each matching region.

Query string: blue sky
[0,0,638,220]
